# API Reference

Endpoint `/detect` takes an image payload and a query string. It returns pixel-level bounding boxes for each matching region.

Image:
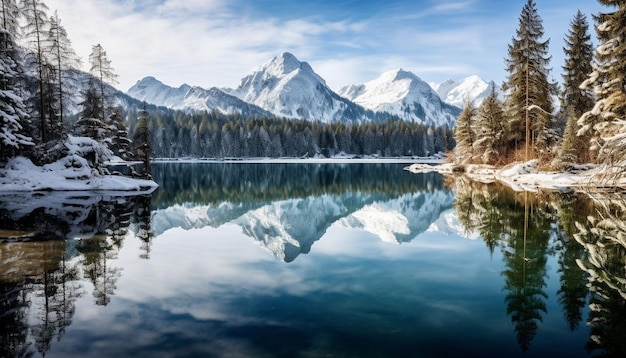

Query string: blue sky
[46,0,606,92]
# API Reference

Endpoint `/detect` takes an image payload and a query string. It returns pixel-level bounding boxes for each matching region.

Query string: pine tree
[88,44,118,122]
[48,11,81,126]
[555,11,595,168]
[0,23,33,161]
[75,77,106,140]
[577,0,626,178]
[503,0,555,161]
[19,0,51,144]
[108,107,132,161]
[474,85,506,164]
[453,99,476,164]
[1,0,19,35]
[133,104,152,178]
[74,44,122,170]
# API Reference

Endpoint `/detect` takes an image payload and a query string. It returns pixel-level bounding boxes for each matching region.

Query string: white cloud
[44,0,604,92]
[46,0,365,91]
[432,1,475,13]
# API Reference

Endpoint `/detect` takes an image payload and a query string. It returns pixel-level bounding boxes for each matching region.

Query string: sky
[45,0,607,92]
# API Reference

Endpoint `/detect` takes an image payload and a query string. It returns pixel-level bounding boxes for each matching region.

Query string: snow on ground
[404,160,610,192]
[0,156,157,192]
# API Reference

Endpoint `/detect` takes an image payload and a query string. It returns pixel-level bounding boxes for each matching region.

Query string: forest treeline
[126,108,454,159]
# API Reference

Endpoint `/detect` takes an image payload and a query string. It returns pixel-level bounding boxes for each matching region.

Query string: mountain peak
[386,68,420,82]
[263,52,313,76]
[133,76,163,90]
[232,52,367,122]
[337,68,459,126]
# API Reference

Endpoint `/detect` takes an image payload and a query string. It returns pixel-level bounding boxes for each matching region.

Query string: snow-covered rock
[0,136,158,192]
[431,75,493,108]
[338,69,461,127]
[231,52,374,123]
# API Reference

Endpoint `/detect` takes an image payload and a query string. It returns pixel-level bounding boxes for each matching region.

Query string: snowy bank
[0,156,157,192]
[404,160,609,192]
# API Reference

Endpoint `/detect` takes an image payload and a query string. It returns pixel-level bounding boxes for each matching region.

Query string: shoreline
[403,160,626,192]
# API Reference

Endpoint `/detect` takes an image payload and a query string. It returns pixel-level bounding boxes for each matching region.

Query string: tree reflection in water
[451,177,626,356]
[0,193,152,356]
[572,191,626,356]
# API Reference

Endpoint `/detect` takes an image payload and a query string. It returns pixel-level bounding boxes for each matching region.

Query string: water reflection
[0,192,152,357]
[1,163,626,357]
[150,163,453,261]
[571,192,626,356]
[450,176,626,356]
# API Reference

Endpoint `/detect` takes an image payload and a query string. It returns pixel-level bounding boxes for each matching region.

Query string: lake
[1,162,625,357]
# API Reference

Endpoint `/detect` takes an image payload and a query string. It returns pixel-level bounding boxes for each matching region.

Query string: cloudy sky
[46,0,606,92]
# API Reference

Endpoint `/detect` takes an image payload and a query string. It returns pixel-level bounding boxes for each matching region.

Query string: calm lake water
[1,162,625,357]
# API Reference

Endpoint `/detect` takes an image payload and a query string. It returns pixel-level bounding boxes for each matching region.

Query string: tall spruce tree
[19,0,51,144]
[108,107,132,161]
[577,0,626,177]
[453,99,476,164]
[48,11,81,126]
[74,45,120,172]
[88,44,118,122]
[1,0,19,34]
[133,103,152,179]
[0,2,33,161]
[503,0,555,161]
[474,85,506,165]
[555,10,595,168]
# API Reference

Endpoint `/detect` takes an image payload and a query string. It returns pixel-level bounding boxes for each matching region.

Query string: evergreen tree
[133,103,152,178]
[1,0,19,35]
[474,85,506,164]
[108,107,132,161]
[19,0,51,144]
[88,44,118,122]
[578,0,626,178]
[75,77,106,140]
[555,10,595,168]
[0,25,33,161]
[48,11,81,126]
[503,0,555,161]
[73,44,123,171]
[453,99,476,164]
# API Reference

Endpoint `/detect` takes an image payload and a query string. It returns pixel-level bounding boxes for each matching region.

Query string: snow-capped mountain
[337,69,461,127]
[431,75,493,108]
[127,76,274,117]
[231,52,377,123]
[125,53,466,126]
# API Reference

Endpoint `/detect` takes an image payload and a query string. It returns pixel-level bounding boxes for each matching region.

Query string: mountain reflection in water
[1,163,625,357]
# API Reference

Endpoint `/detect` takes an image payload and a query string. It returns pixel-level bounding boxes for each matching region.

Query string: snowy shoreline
[0,156,158,193]
[150,156,445,165]
[403,160,623,192]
